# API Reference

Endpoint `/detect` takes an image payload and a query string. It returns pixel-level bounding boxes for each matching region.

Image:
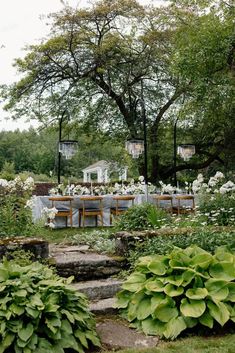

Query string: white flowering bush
[192,172,235,226]
[0,176,35,236]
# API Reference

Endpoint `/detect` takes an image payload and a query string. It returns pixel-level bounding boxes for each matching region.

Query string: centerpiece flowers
[49,176,157,196]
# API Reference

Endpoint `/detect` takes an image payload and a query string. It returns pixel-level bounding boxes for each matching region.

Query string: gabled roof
[82,160,109,172]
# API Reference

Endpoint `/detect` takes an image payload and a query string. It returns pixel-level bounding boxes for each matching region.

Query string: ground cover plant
[126,229,235,268]
[116,245,235,340]
[0,259,100,353]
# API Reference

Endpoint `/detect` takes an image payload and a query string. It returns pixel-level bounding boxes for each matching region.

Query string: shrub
[116,245,235,340]
[0,259,100,353]
[0,176,35,236]
[114,203,171,231]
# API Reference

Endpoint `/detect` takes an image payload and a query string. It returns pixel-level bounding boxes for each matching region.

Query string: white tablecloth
[32,194,194,227]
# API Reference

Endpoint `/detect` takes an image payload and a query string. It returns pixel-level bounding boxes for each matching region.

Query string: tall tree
[1,0,234,182]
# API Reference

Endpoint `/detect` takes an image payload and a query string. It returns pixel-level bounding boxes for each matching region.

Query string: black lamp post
[57,110,78,184]
[173,116,195,188]
[126,81,148,200]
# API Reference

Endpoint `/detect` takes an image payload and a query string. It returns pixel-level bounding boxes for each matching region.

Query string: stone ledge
[0,237,49,260]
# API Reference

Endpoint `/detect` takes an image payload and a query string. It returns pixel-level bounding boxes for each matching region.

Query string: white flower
[214,171,224,180]
[42,207,58,220]
[0,179,8,188]
[138,175,145,182]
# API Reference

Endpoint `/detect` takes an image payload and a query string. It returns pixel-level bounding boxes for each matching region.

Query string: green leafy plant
[114,203,171,231]
[116,245,235,340]
[73,229,115,254]
[0,176,35,236]
[0,259,100,353]
[126,230,235,268]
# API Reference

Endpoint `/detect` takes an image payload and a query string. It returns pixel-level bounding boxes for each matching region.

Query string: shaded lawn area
[102,333,235,353]
[34,226,108,244]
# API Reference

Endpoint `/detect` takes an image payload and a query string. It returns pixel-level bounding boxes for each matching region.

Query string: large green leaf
[148,260,166,276]
[145,279,165,292]
[164,275,183,286]
[180,298,206,318]
[169,251,191,269]
[18,323,34,342]
[181,270,195,286]
[209,262,235,281]
[154,303,178,323]
[205,279,229,301]
[122,273,146,292]
[186,288,208,300]
[163,316,187,340]
[136,298,153,320]
[207,300,230,326]
[191,253,213,269]
[150,293,165,311]
[199,311,214,328]
[226,283,235,302]
[164,284,184,297]
[115,290,130,308]
[141,318,166,336]
[0,269,9,282]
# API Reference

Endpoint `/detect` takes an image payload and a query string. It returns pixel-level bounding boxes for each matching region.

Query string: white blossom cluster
[0,176,34,192]
[159,181,176,194]
[192,171,235,195]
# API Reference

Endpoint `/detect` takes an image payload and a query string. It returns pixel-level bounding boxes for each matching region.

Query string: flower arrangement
[49,176,157,196]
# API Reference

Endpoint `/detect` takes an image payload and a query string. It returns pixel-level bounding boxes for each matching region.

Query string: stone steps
[53,248,126,281]
[90,297,117,315]
[72,278,123,300]
[50,245,125,315]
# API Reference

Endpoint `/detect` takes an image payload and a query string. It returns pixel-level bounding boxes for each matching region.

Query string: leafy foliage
[0,259,100,353]
[126,229,235,269]
[114,203,171,231]
[116,245,235,339]
[0,177,35,236]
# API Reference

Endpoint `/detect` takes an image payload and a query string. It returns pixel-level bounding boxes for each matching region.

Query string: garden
[0,0,235,352]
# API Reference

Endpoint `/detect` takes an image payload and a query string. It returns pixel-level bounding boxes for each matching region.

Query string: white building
[82,160,128,183]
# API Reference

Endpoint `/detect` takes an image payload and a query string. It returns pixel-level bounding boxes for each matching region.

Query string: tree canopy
[1,0,234,182]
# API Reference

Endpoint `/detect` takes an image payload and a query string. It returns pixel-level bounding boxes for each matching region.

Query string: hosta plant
[116,245,235,339]
[0,259,100,353]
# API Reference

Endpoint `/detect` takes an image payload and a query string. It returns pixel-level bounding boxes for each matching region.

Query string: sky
[0,0,162,131]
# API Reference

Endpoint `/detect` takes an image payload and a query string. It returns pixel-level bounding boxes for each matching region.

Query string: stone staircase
[50,244,125,314]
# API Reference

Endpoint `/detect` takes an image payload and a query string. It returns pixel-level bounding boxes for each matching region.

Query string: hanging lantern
[177,144,195,161]
[59,140,78,160]
[125,139,144,159]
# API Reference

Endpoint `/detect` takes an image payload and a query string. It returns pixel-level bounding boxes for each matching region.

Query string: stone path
[50,244,160,350]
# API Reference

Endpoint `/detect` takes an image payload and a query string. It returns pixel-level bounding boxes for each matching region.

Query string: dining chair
[78,196,103,227]
[110,195,135,224]
[152,195,173,214]
[175,195,195,215]
[48,196,73,227]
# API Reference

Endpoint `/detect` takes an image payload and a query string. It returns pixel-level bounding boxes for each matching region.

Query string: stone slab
[73,279,123,300]
[96,319,159,350]
[90,298,117,315]
[54,250,125,280]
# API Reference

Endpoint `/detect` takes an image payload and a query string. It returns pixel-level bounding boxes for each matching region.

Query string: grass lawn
[35,226,87,243]
[102,333,235,353]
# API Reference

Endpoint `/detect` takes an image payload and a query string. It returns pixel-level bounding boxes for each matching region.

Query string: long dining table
[32,194,194,227]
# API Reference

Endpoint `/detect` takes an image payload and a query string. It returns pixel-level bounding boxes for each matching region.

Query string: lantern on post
[57,110,78,184]
[59,140,78,160]
[125,139,145,159]
[177,144,196,161]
